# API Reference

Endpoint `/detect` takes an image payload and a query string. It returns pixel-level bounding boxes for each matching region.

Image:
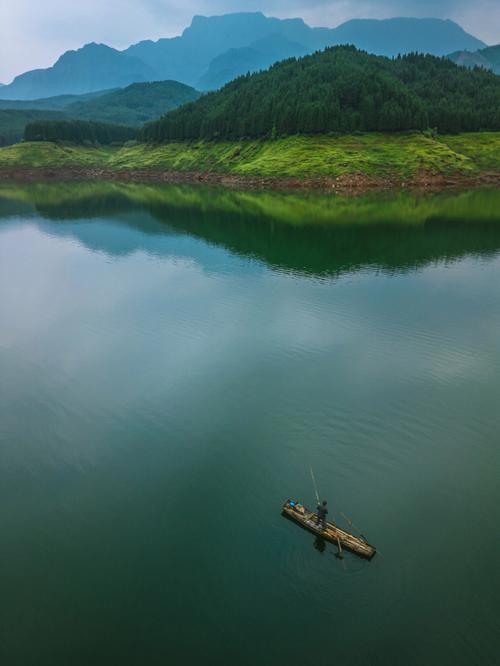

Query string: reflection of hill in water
[1,182,500,276]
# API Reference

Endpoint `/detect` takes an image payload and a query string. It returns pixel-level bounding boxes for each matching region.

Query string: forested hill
[0,81,200,146]
[63,81,200,126]
[143,46,500,141]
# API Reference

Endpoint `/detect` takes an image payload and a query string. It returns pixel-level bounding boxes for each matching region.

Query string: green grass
[0,132,498,179]
[0,141,113,168]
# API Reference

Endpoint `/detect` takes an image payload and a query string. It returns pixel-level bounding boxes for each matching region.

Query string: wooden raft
[282,499,376,560]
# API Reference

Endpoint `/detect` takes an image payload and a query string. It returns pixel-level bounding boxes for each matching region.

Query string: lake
[0,183,499,666]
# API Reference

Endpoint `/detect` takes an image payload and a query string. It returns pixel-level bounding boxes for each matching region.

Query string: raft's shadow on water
[313,535,369,575]
[314,535,342,560]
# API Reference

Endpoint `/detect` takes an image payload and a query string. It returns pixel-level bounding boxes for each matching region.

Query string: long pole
[310,465,320,504]
[340,511,367,542]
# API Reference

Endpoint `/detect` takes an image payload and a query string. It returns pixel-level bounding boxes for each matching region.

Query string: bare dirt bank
[0,167,499,193]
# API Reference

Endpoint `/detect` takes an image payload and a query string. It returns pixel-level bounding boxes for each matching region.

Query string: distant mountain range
[448,45,500,74]
[0,12,488,99]
[0,89,117,111]
[198,34,308,91]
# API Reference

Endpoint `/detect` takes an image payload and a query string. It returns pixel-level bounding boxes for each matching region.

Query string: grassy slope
[0,133,498,179]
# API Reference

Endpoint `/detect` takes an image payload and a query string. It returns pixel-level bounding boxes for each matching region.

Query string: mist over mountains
[448,45,500,73]
[0,12,488,100]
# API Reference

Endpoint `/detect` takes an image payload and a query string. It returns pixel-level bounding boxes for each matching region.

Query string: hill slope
[64,81,200,126]
[143,46,500,141]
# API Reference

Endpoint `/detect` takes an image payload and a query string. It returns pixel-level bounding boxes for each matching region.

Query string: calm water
[0,183,499,665]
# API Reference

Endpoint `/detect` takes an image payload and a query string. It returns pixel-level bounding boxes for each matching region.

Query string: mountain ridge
[0,13,487,99]
[0,43,156,100]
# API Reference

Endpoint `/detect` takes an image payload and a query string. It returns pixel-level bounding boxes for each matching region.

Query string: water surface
[1,183,499,665]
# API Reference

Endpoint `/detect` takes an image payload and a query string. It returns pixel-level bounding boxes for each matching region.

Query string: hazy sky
[1,0,498,83]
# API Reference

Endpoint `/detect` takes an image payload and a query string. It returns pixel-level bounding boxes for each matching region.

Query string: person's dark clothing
[317,501,328,529]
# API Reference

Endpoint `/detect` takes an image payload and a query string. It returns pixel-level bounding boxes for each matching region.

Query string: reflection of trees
[1,183,500,277]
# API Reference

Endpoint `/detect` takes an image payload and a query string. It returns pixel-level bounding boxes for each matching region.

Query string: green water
[1,183,499,665]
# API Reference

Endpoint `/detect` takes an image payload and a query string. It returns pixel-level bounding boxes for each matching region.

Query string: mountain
[326,18,485,57]
[125,13,315,87]
[128,14,486,90]
[448,45,500,74]
[0,43,155,100]
[143,46,500,141]
[198,16,486,90]
[0,13,487,100]
[198,34,308,90]
[63,81,200,126]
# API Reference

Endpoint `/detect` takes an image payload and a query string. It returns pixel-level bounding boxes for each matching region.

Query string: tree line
[142,46,500,141]
[24,119,137,144]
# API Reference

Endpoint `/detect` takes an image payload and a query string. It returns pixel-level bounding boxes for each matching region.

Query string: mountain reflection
[1,182,500,276]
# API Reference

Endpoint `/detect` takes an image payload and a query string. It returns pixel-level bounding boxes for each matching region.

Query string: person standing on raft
[316,500,328,530]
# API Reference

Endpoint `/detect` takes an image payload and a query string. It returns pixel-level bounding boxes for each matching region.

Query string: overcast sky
[1,0,498,83]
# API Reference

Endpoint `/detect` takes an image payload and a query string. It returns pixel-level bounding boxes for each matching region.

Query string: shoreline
[1,133,499,193]
[1,167,499,193]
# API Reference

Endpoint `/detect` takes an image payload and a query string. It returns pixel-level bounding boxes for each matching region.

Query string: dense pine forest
[24,119,137,144]
[0,109,65,146]
[142,46,500,141]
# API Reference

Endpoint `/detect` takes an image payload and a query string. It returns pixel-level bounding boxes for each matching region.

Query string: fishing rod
[310,466,336,522]
[309,465,337,523]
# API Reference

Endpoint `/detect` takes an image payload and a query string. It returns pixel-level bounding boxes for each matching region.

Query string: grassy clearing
[438,134,500,172]
[0,141,112,168]
[0,132,498,179]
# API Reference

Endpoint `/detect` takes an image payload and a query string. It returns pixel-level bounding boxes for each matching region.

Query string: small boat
[282,499,376,560]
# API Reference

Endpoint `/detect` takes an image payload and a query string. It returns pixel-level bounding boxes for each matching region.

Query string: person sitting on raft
[316,500,328,530]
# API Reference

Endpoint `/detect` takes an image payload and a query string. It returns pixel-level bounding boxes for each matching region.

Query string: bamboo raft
[282,499,376,560]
